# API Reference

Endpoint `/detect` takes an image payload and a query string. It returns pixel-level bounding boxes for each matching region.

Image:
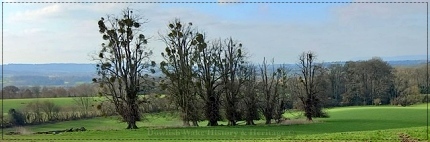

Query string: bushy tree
[93,8,156,129]
[342,58,394,105]
[8,108,25,126]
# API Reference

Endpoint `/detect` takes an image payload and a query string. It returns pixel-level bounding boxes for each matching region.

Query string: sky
[1,0,428,64]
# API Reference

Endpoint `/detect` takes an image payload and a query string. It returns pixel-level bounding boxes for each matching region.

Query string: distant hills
[383,60,427,67]
[1,63,97,76]
[0,64,97,87]
[0,59,427,87]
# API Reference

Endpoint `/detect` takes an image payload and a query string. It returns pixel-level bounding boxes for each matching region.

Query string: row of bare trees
[1,84,97,99]
[157,18,325,125]
[92,8,428,129]
[91,9,319,128]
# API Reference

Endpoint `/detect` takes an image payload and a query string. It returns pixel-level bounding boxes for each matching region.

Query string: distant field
[3,103,429,141]
[0,95,160,113]
[0,97,105,115]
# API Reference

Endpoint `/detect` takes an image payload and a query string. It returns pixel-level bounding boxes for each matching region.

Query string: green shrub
[23,100,44,124]
[8,108,26,126]
[392,94,422,106]
[421,94,429,103]
[373,98,382,106]
[40,100,61,121]
[1,114,13,128]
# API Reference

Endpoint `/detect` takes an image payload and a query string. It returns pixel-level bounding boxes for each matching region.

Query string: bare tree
[273,64,290,123]
[20,88,33,98]
[297,51,324,121]
[392,67,421,106]
[30,86,41,98]
[52,87,67,98]
[40,100,60,121]
[241,64,260,125]
[259,58,281,124]
[326,64,346,106]
[193,38,224,126]
[159,19,201,126]
[219,37,246,126]
[70,84,97,118]
[93,8,155,129]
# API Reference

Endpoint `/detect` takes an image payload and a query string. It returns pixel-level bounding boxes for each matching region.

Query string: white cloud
[327,0,427,60]
[2,1,428,64]
[11,28,47,35]
[3,2,167,64]
[8,4,63,23]
[331,0,426,25]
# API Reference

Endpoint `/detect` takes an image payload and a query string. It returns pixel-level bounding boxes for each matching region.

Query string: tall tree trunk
[207,117,219,126]
[245,106,256,125]
[125,97,139,129]
[305,98,313,121]
[265,118,271,124]
[245,120,255,125]
[207,116,218,126]
[192,121,199,126]
[264,109,273,124]
[126,121,138,129]
[206,95,219,126]
[225,97,237,126]
[245,116,255,125]
[183,120,190,126]
[227,120,236,126]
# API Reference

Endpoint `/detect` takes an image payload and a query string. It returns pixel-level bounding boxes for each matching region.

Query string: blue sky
[1,0,428,64]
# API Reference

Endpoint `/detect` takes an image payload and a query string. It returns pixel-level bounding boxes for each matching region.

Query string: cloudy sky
[1,0,428,64]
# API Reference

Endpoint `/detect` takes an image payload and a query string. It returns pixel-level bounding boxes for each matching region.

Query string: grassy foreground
[2,104,430,141]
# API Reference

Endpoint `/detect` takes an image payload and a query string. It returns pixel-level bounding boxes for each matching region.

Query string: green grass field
[1,97,80,110]
[2,103,429,141]
[0,97,105,115]
[0,95,156,113]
